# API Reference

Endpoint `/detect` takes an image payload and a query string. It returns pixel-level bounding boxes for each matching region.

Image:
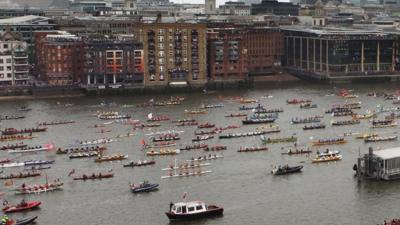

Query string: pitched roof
[0,15,51,25]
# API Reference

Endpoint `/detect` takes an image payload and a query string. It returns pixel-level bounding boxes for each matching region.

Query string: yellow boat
[312,151,342,163]
[312,139,347,146]
[353,113,375,119]
[356,133,378,139]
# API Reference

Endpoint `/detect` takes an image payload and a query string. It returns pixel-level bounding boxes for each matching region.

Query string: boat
[238,146,268,152]
[69,152,99,159]
[152,134,180,142]
[194,130,215,135]
[242,118,276,124]
[249,113,278,119]
[355,133,378,139]
[260,136,297,144]
[200,103,224,109]
[0,158,11,164]
[0,171,41,180]
[212,125,240,133]
[372,119,394,126]
[9,145,53,154]
[140,123,161,128]
[291,117,321,124]
[331,119,360,126]
[0,162,25,168]
[240,98,258,104]
[204,145,227,151]
[186,154,224,162]
[24,160,55,166]
[172,119,196,123]
[161,169,212,179]
[192,135,214,142]
[325,108,353,114]
[303,124,326,130]
[271,165,303,175]
[299,103,317,109]
[93,111,119,117]
[144,141,177,149]
[17,107,32,112]
[9,216,39,225]
[353,113,375,119]
[146,149,180,156]
[162,162,211,171]
[77,138,117,146]
[286,99,311,104]
[38,120,75,126]
[312,138,347,146]
[281,149,312,155]
[166,200,223,220]
[180,143,208,151]
[312,150,342,163]
[364,136,398,143]
[0,135,34,142]
[56,146,106,154]
[197,123,215,129]
[98,114,131,120]
[3,200,41,213]
[23,165,51,171]
[0,143,27,151]
[130,181,159,193]
[147,116,170,122]
[371,122,397,128]
[219,129,280,139]
[185,109,207,114]
[123,160,155,167]
[332,111,356,117]
[15,180,63,194]
[176,122,198,127]
[94,154,128,162]
[0,115,25,120]
[225,113,247,117]
[73,172,114,180]
[239,105,258,111]
[1,127,47,135]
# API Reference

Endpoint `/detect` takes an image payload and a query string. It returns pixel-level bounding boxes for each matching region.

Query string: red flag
[140,138,146,146]
[68,169,75,176]
[45,143,55,151]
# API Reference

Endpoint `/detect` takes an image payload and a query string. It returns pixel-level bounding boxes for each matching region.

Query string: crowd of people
[380,219,400,225]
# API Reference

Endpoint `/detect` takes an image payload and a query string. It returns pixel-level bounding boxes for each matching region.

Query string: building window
[7,73,11,78]
[0,66,3,71]
[0,74,3,78]
[3,44,8,49]
[159,51,164,57]
[6,59,11,63]
[6,66,11,71]
[0,59,2,63]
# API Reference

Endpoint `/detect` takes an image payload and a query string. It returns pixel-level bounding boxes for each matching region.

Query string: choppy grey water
[0,82,399,225]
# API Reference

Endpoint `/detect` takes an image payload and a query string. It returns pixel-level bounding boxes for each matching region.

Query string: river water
[0,82,400,225]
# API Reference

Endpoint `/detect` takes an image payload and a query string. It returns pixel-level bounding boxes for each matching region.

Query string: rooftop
[0,15,52,25]
[374,147,400,160]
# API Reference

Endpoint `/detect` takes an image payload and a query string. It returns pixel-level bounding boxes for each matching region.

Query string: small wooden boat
[0,143,27,151]
[78,138,117,146]
[371,122,397,128]
[0,171,40,179]
[147,116,170,122]
[219,129,280,139]
[15,180,63,194]
[192,135,214,142]
[73,172,114,180]
[24,160,55,166]
[180,143,208,151]
[162,162,211,171]
[186,154,223,162]
[271,165,303,175]
[146,149,180,156]
[240,98,258,104]
[225,113,247,118]
[299,103,317,109]
[331,119,360,126]
[130,181,159,193]
[56,146,106,154]
[291,117,321,124]
[200,103,224,109]
[205,145,227,151]
[260,136,297,144]
[195,130,215,135]
[166,201,223,221]
[172,119,196,123]
[69,151,99,159]
[364,136,398,142]
[123,160,155,167]
[9,145,53,154]
[176,122,198,126]
[0,135,34,142]
[145,141,176,149]
[185,109,207,114]
[325,108,353,114]
[0,115,25,121]
[23,165,51,171]
[312,150,342,163]
[12,216,38,225]
[303,124,326,130]
[238,146,268,152]
[2,127,47,135]
[17,107,32,112]
[94,154,128,162]
[312,138,347,146]
[281,149,312,155]
[242,118,276,124]
[249,113,278,119]
[332,111,356,117]
[98,114,131,120]
[152,134,180,142]
[353,113,375,120]
[355,133,378,139]
[286,99,311,104]
[161,170,212,179]
[3,201,41,213]
[38,120,75,126]
[197,123,215,129]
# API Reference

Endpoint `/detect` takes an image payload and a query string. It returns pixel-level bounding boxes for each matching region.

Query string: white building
[219,1,251,16]
[0,30,29,86]
[205,0,216,14]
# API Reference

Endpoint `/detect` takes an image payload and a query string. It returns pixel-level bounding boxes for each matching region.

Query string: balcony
[169,69,188,81]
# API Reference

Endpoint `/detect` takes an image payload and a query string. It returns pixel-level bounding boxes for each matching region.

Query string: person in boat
[20,199,27,207]
[325,148,329,153]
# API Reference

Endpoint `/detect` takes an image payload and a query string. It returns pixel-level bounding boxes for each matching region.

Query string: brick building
[207,28,248,80]
[242,28,283,75]
[0,30,30,86]
[37,34,85,85]
[85,37,144,85]
[135,22,207,87]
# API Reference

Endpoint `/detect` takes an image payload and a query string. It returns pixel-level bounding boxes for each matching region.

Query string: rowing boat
[9,146,52,153]
[219,129,280,139]
[197,123,215,129]
[194,130,215,135]
[260,136,297,144]
[0,115,25,120]
[331,119,360,126]
[162,163,211,171]
[180,143,208,151]
[3,201,41,213]
[281,149,312,155]
[364,136,398,142]
[0,135,34,142]
[291,117,321,124]
[94,154,128,162]
[242,118,276,124]
[286,99,311,104]
[56,146,106,154]
[312,138,347,146]
[145,141,177,149]
[225,113,247,117]
[2,127,47,135]
[0,143,27,151]
[238,146,268,152]
[0,171,41,179]
[176,122,198,126]
[356,133,378,139]
[38,120,75,126]
[185,109,207,114]
[146,149,180,156]
[303,124,326,130]
[161,170,212,179]
[69,151,99,159]
[15,181,63,194]
[192,135,214,142]
[205,145,227,151]
[186,155,224,162]
[123,160,155,167]
[200,103,224,109]
[73,172,114,180]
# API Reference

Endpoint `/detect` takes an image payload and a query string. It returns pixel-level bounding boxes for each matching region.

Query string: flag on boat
[148,113,153,120]
[68,169,75,176]
[140,138,146,146]
[45,143,55,151]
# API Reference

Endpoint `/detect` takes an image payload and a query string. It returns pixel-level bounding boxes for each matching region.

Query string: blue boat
[130,181,159,193]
